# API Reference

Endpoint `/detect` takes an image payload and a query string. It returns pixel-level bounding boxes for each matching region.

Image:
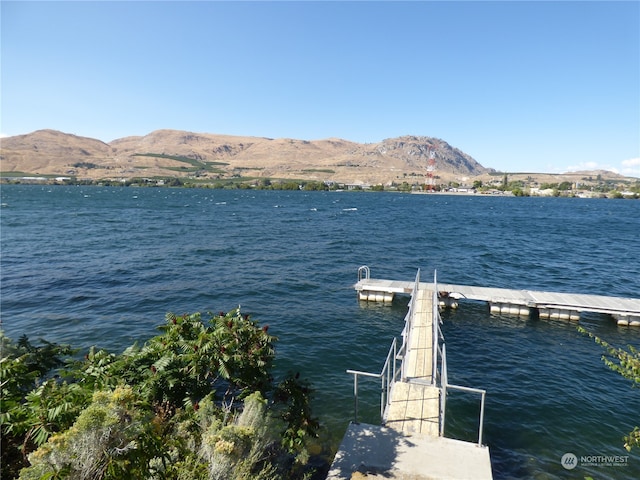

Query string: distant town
[2,173,639,199]
[2,129,638,198]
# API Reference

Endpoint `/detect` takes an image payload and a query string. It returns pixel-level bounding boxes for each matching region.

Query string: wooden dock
[355,278,640,326]
[383,287,440,437]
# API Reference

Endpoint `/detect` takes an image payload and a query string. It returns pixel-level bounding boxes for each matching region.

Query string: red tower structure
[425,146,436,192]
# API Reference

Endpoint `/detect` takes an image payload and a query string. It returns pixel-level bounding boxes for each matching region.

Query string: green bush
[580,326,640,451]
[1,333,84,478]
[3,309,320,480]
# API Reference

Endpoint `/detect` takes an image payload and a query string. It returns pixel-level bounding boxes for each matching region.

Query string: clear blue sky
[2,1,639,176]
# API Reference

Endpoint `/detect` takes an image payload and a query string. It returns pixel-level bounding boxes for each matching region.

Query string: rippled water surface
[1,185,639,478]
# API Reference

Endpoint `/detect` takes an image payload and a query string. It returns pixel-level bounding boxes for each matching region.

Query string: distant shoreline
[1,178,638,199]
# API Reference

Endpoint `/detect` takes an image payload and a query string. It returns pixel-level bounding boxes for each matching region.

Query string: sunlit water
[1,185,639,479]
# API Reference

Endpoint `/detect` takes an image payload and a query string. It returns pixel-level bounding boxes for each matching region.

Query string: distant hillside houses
[6,176,72,183]
[446,186,476,193]
[529,187,556,196]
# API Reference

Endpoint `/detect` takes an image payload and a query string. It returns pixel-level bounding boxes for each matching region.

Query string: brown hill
[1,129,488,184]
[1,130,112,175]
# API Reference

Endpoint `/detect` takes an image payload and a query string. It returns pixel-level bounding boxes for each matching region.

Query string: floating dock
[328,269,493,480]
[354,268,640,326]
[329,266,640,479]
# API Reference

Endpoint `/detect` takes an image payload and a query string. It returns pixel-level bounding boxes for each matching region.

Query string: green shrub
[4,309,320,480]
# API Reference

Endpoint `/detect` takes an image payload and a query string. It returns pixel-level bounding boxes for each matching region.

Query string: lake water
[1,185,639,479]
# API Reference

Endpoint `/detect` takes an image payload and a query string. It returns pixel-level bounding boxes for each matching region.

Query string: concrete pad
[327,422,493,480]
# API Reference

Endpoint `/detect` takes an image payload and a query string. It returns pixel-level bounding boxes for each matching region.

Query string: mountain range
[1,129,490,185]
[0,129,633,186]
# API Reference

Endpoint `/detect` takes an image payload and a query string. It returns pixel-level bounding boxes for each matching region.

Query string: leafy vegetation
[133,153,228,175]
[72,162,101,169]
[539,181,573,191]
[579,326,640,451]
[1,309,321,479]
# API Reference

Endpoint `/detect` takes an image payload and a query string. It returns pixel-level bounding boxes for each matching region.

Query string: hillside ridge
[1,129,634,186]
[1,129,488,184]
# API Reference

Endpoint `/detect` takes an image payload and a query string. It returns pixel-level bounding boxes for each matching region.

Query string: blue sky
[2,1,639,176]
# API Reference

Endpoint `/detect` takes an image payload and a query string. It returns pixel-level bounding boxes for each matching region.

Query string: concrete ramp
[327,422,493,480]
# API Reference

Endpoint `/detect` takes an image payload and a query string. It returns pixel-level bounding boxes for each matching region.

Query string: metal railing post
[388,338,395,412]
[433,292,438,385]
[392,338,396,383]
[478,390,486,446]
[353,373,359,423]
[380,374,385,420]
[440,343,447,437]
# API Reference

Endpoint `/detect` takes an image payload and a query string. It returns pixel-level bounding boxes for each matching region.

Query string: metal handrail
[440,343,448,436]
[347,269,422,423]
[437,334,487,446]
[432,269,441,385]
[348,267,487,447]
[401,268,421,381]
[347,336,402,424]
[357,265,370,282]
[445,383,487,446]
[345,369,380,424]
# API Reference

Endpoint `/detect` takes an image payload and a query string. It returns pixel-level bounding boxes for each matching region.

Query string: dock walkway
[330,268,640,479]
[355,278,640,325]
[328,271,493,480]
[384,287,440,437]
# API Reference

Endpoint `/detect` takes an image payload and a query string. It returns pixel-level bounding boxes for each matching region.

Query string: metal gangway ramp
[383,285,440,436]
[328,269,493,480]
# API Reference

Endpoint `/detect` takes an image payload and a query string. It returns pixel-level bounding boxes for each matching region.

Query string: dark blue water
[1,185,639,479]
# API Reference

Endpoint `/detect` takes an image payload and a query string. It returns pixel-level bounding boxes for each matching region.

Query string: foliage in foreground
[1,309,320,480]
[579,326,640,451]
